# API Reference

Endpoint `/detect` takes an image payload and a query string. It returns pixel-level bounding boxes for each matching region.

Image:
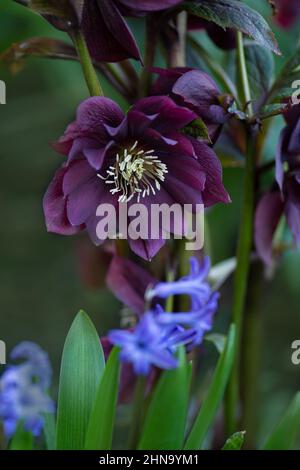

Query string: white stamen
[98,141,168,203]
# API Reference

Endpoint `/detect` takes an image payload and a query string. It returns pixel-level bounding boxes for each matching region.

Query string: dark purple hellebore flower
[274,0,300,29]
[81,0,183,62]
[255,104,300,265]
[44,95,230,260]
[152,68,233,144]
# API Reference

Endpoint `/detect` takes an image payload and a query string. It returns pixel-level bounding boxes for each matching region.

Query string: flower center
[98,141,168,203]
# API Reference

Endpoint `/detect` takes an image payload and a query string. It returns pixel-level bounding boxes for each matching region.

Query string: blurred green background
[0,0,300,445]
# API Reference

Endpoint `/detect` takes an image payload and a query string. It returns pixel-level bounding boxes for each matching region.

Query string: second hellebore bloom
[44,96,229,260]
[0,342,54,438]
[255,104,300,265]
[152,68,233,145]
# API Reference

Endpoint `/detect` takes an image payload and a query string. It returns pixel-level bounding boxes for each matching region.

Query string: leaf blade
[262,392,300,450]
[85,347,120,450]
[184,324,236,450]
[56,310,105,450]
[138,348,191,450]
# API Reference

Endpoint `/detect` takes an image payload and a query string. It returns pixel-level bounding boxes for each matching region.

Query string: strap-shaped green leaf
[43,412,56,450]
[138,348,191,450]
[262,392,300,450]
[56,311,105,450]
[184,324,236,450]
[85,347,120,450]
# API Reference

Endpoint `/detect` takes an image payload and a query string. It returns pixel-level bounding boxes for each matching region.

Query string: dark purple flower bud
[152,68,233,144]
[43,96,230,260]
[82,0,182,62]
[274,0,300,29]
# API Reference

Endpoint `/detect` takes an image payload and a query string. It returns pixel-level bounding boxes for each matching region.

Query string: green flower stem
[225,32,255,435]
[128,375,147,450]
[72,30,103,97]
[236,31,253,117]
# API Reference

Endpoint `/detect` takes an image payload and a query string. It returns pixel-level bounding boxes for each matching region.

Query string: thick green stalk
[225,32,255,435]
[72,30,103,97]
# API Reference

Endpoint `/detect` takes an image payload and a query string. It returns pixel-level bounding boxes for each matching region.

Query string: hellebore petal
[43,166,82,235]
[275,0,300,29]
[106,256,157,315]
[284,175,300,244]
[82,0,141,62]
[76,97,124,136]
[172,70,228,124]
[254,190,284,266]
[192,139,231,206]
[133,96,197,134]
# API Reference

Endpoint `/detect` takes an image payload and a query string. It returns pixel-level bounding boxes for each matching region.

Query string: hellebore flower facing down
[152,68,233,144]
[0,342,54,438]
[44,95,230,260]
[82,0,183,62]
[15,0,183,62]
[255,104,300,265]
[274,0,300,29]
[108,309,196,375]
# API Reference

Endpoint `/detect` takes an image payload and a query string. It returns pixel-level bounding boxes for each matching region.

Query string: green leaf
[56,311,105,450]
[85,347,120,450]
[138,348,191,450]
[9,425,33,450]
[43,412,56,450]
[205,333,226,354]
[262,392,300,450]
[184,324,236,450]
[222,431,245,450]
[245,44,274,101]
[0,37,78,74]
[180,0,280,54]
[267,45,300,104]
